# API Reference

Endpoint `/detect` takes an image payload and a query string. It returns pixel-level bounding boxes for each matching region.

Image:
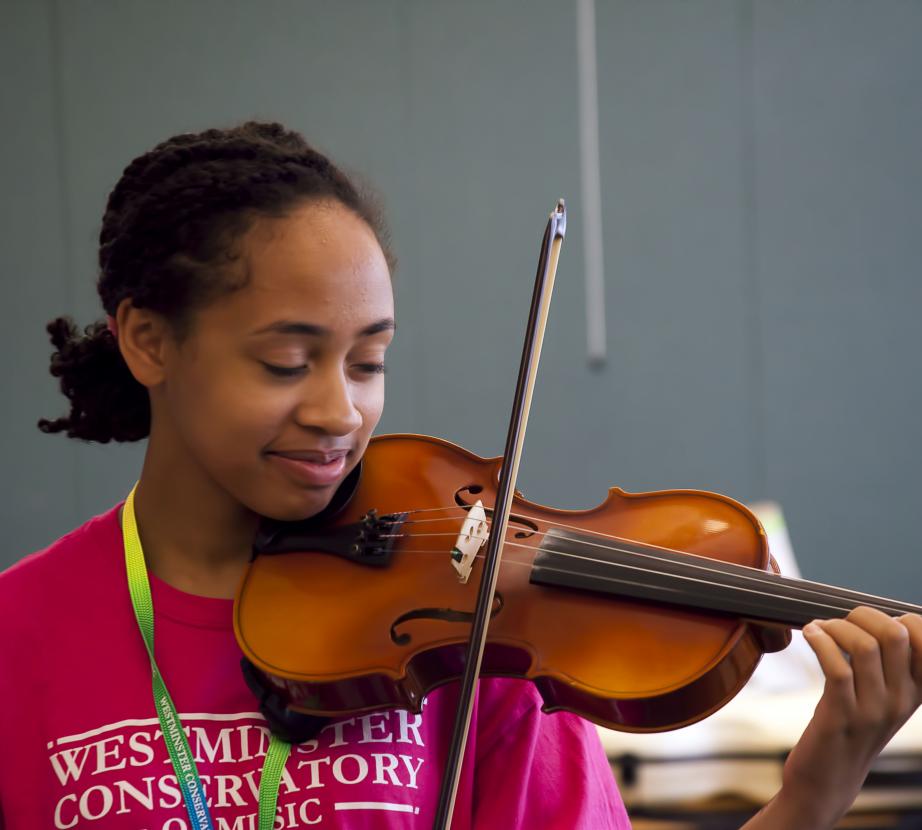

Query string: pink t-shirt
[0,505,630,829]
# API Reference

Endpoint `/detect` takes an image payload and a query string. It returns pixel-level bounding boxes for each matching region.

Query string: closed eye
[262,362,307,378]
[356,363,387,375]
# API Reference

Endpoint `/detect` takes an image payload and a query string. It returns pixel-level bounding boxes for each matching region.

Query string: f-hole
[390,593,505,646]
[454,485,538,539]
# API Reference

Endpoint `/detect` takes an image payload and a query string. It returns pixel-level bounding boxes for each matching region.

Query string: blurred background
[4,0,920,601]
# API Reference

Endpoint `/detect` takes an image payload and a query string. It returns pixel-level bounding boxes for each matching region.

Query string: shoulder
[0,504,123,614]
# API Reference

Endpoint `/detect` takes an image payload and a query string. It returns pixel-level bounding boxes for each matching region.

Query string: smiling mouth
[265,450,350,487]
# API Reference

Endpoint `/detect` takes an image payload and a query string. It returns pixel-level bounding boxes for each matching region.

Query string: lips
[266,448,350,486]
[271,449,349,464]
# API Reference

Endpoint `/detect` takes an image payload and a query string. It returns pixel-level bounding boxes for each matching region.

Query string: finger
[803,620,858,711]
[847,606,911,702]
[899,613,922,691]
[812,614,886,709]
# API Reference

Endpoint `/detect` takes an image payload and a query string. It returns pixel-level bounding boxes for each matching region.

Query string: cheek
[174,372,291,461]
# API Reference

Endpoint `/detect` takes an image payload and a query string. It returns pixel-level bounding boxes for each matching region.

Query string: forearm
[739,784,848,830]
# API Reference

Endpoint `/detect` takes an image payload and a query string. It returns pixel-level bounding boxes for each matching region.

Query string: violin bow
[433,200,568,829]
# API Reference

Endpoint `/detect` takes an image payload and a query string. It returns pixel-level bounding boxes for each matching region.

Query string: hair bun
[38,317,150,442]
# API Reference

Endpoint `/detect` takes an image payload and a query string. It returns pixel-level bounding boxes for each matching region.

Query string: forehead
[214,200,393,329]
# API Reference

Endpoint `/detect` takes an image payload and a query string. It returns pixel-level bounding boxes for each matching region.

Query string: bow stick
[432,200,568,828]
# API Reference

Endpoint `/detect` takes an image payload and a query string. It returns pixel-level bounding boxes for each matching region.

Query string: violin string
[371,503,921,616]
[395,505,774,572]
[396,517,486,528]
[475,506,912,613]
[377,523,921,618]
[498,523,922,616]
[395,546,888,620]
[496,540,911,619]
[392,506,475,520]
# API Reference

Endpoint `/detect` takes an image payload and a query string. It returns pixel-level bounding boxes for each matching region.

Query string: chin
[257,488,337,522]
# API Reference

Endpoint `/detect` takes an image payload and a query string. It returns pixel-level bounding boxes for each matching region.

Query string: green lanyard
[121,484,291,830]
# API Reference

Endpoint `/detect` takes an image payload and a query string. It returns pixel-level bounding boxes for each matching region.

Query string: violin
[235,432,921,737]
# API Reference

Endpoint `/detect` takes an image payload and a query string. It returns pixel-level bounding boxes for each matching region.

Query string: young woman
[0,121,919,830]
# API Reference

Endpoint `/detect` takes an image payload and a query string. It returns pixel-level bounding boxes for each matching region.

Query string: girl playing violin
[0,121,919,829]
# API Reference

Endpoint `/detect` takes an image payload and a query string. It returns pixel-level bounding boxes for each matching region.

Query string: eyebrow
[252,318,396,338]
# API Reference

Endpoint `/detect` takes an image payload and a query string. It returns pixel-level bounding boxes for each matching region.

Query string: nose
[293,366,363,436]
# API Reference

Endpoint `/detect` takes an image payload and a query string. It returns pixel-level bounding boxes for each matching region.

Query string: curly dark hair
[38,121,392,443]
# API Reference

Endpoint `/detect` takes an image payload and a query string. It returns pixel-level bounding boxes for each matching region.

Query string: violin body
[235,433,790,733]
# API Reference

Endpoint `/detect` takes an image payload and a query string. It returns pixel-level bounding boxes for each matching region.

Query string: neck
[530,526,922,625]
[130,429,260,600]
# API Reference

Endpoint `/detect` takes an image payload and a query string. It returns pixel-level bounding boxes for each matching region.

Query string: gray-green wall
[3,1,921,603]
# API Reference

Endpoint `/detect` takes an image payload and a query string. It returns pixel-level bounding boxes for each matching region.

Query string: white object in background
[746,500,824,692]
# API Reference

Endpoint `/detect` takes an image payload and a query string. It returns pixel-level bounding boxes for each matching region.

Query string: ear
[114,298,173,388]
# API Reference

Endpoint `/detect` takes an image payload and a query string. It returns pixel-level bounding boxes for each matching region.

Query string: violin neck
[529,528,922,628]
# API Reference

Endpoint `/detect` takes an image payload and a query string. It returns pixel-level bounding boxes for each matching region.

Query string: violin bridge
[450,499,488,583]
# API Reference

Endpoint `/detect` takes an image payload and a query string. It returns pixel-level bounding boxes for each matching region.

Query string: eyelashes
[262,363,306,378]
[261,362,386,378]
